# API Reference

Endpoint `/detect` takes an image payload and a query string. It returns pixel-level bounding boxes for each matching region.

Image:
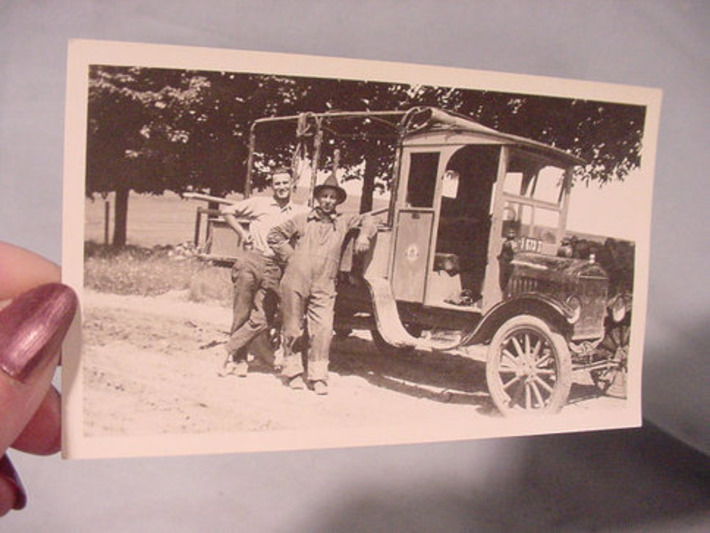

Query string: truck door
[430,144,498,307]
[391,151,440,302]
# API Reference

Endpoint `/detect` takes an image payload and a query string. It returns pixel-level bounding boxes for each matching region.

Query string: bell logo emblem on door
[405,243,420,262]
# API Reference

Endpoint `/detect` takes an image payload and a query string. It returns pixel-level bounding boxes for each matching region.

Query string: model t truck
[188,107,631,416]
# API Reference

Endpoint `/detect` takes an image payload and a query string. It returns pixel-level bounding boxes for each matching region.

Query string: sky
[565,169,649,242]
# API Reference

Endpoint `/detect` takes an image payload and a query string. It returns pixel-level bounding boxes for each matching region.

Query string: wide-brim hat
[313,173,347,205]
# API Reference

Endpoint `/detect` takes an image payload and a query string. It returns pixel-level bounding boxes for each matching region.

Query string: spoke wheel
[486,315,572,415]
[591,322,629,398]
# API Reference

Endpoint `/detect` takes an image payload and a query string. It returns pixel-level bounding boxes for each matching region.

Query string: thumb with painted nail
[0,243,77,517]
[0,283,77,515]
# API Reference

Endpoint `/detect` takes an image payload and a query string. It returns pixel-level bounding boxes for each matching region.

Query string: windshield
[499,152,568,250]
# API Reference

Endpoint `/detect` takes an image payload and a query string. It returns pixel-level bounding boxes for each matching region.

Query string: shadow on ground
[329,333,621,416]
[330,334,497,414]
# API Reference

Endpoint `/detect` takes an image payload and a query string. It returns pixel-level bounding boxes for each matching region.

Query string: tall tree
[86,66,209,245]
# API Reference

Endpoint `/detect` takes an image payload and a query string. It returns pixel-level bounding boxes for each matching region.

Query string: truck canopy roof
[252,106,586,168]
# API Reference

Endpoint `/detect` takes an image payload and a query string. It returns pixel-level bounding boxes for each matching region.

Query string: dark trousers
[226,252,281,362]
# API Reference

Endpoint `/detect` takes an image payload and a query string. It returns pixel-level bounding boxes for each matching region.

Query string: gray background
[1,1,708,530]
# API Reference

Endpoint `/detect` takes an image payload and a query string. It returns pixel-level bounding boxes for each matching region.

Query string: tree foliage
[87,66,210,194]
[402,84,645,184]
[86,66,646,245]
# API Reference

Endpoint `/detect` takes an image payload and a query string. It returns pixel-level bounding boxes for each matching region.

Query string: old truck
[188,107,632,415]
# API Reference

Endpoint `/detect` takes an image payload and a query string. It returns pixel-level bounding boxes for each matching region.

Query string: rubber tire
[486,315,572,416]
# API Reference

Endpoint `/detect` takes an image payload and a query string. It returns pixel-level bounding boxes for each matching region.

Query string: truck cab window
[406,152,439,208]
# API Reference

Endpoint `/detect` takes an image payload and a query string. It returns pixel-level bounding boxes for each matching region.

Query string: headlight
[566,295,582,324]
[610,295,628,323]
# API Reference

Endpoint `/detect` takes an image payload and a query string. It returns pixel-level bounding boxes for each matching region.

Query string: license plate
[518,237,542,253]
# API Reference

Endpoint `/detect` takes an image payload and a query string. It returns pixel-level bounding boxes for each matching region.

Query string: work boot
[312,380,328,396]
[220,359,248,378]
[287,374,306,390]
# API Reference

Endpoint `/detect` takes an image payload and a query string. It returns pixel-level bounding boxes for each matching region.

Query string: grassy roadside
[84,241,232,306]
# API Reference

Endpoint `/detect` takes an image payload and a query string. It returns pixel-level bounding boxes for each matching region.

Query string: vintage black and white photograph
[62,40,659,458]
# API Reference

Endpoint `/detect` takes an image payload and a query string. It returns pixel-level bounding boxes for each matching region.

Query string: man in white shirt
[220,167,307,377]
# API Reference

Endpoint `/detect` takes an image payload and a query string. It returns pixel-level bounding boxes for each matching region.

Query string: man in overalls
[220,167,307,377]
[267,173,377,395]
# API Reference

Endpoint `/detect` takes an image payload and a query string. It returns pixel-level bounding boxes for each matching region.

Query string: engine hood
[510,252,608,284]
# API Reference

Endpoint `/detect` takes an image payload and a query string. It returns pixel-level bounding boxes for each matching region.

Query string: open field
[85,192,209,248]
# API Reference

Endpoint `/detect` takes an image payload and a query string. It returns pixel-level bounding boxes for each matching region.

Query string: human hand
[0,242,78,516]
[354,236,371,254]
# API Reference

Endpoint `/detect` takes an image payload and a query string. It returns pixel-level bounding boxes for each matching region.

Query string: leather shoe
[287,375,306,390]
[220,359,248,378]
[312,380,328,395]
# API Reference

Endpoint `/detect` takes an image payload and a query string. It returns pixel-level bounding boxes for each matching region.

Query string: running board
[363,276,462,352]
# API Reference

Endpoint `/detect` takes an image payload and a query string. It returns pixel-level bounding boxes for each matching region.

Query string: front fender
[462,295,571,347]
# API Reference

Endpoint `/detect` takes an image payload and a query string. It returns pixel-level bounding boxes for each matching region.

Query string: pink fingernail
[0,283,78,382]
[0,454,26,510]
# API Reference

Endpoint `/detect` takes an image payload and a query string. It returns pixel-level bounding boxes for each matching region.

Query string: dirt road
[81,290,625,439]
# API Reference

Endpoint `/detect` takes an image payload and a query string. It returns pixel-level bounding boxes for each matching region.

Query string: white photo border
[62,39,661,459]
